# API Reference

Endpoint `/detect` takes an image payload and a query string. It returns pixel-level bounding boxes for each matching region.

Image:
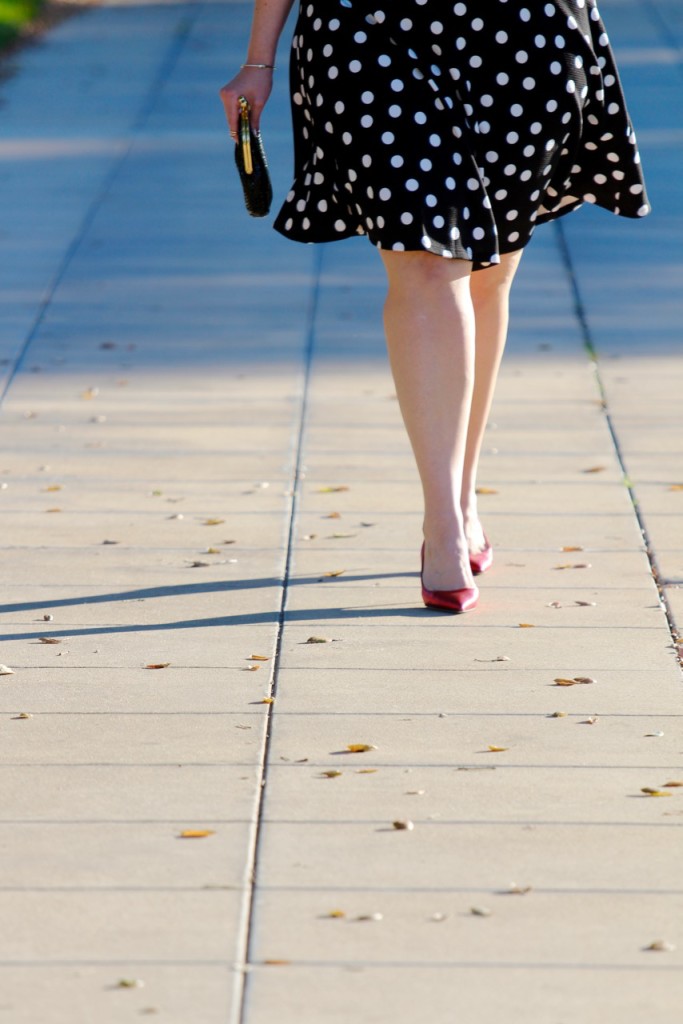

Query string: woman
[220,0,649,612]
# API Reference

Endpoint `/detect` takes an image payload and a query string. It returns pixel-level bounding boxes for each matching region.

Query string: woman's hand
[219,67,274,137]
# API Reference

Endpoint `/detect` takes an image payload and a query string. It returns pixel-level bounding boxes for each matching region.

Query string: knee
[381,249,471,294]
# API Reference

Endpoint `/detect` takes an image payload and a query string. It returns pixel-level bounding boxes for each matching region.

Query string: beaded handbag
[234,96,273,218]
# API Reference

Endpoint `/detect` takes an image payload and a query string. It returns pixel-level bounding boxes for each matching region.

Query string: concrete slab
[244,965,683,1024]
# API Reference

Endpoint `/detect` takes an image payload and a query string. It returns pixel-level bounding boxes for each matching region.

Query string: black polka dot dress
[273,0,650,266]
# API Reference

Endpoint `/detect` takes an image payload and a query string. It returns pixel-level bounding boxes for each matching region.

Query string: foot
[461,499,487,557]
[421,534,475,593]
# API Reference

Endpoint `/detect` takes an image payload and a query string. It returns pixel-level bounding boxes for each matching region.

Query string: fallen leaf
[347,744,377,753]
[45,507,62,513]
[326,909,345,918]
[244,665,260,672]
[573,676,596,684]
[264,959,290,965]
[406,789,426,796]
[356,768,378,774]
[518,623,535,628]
[663,781,683,788]
[554,563,592,570]
[249,654,270,661]
[548,711,568,718]
[644,731,664,738]
[356,912,383,921]
[324,511,342,519]
[12,712,32,719]
[580,716,599,725]
[302,534,317,540]
[554,676,594,686]
[116,978,144,989]
[38,637,61,644]
[145,663,170,670]
[101,539,120,545]
[641,788,672,798]
[206,547,221,554]
[320,770,342,778]
[561,545,584,552]
[392,820,415,831]
[486,745,508,752]
[42,614,54,621]
[0,665,15,675]
[261,697,275,705]
[41,485,62,492]
[667,484,683,492]
[322,569,346,578]
[475,486,498,495]
[575,600,597,607]
[178,829,216,838]
[317,486,350,493]
[470,906,492,917]
[203,518,225,526]
[81,387,99,400]
[305,636,332,644]
[505,884,532,895]
[582,466,606,474]
[644,940,676,952]
[331,532,357,539]
[187,560,210,568]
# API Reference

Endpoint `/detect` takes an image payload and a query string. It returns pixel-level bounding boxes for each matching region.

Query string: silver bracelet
[241,63,276,70]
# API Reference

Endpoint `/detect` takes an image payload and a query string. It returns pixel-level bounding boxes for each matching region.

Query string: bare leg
[380,250,475,592]
[462,251,523,552]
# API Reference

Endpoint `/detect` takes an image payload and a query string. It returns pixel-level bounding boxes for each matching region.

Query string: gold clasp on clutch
[238,96,253,175]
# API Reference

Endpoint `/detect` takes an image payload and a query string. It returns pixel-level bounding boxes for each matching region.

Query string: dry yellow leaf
[203,518,225,526]
[320,770,342,778]
[554,562,592,570]
[548,711,568,718]
[667,484,683,492]
[582,466,606,474]
[641,788,672,798]
[206,547,221,554]
[116,978,144,989]
[13,712,32,720]
[554,677,594,686]
[331,532,356,539]
[644,940,676,951]
[663,781,683,788]
[264,959,290,965]
[324,511,342,519]
[347,743,377,753]
[507,884,532,895]
[244,665,260,672]
[475,486,498,495]
[261,697,274,705]
[323,569,346,578]
[580,716,599,725]
[38,637,61,644]
[145,663,170,670]
[45,507,62,513]
[249,654,270,661]
[561,545,584,552]
[42,485,62,492]
[487,745,508,752]
[518,623,535,628]
[178,829,216,838]
[327,909,345,918]
[356,768,378,774]
[317,486,350,493]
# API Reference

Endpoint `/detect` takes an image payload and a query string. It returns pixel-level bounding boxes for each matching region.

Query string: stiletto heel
[420,544,479,613]
[469,536,493,575]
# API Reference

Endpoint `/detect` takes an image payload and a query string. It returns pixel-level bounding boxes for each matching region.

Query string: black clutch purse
[234,96,273,218]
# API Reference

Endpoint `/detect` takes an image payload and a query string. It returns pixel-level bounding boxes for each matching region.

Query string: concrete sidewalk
[0,1,682,1021]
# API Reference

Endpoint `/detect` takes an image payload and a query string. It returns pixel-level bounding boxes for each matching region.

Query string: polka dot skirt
[273,0,650,266]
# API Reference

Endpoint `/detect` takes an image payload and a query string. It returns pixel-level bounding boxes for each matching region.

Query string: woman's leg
[462,251,524,552]
[380,250,476,592]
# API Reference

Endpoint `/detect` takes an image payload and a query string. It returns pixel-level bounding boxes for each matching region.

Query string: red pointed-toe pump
[420,544,479,613]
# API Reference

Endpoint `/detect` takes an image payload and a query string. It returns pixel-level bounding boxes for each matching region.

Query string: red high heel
[420,544,479,613]
[469,537,493,575]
